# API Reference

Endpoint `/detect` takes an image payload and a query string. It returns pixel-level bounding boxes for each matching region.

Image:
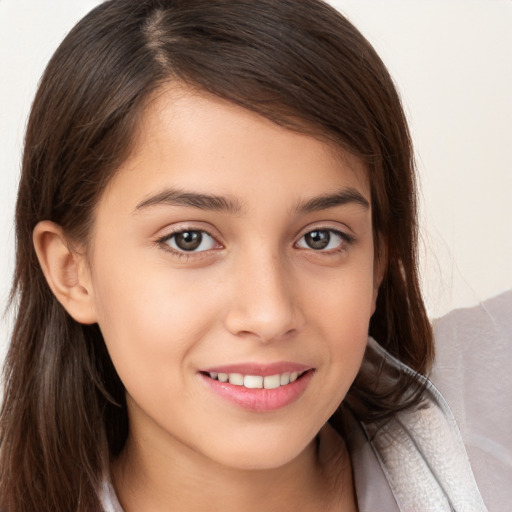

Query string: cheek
[90,269,219,434]
[308,257,377,330]
[90,257,221,386]
[300,258,376,382]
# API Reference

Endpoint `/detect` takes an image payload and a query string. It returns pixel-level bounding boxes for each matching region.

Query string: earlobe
[33,220,97,324]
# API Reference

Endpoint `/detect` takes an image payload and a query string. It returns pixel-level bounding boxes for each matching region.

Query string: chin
[204,429,318,472]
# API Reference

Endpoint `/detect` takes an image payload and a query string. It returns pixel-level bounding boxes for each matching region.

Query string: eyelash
[156,226,354,259]
[295,227,355,254]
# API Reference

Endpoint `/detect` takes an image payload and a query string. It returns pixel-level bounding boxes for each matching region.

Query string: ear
[33,220,97,324]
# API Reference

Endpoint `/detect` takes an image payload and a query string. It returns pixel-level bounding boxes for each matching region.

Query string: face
[85,85,379,471]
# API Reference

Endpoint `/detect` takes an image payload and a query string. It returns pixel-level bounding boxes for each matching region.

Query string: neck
[111,422,356,512]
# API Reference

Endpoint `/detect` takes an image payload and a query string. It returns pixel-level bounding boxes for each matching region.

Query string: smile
[199,365,314,412]
[206,371,304,389]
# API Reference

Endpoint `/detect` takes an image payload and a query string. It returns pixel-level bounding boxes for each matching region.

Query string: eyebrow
[295,187,370,213]
[134,186,369,215]
[135,187,243,214]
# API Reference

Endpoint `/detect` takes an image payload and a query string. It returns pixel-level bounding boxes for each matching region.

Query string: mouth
[201,370,308,389]
[199,367,314,412]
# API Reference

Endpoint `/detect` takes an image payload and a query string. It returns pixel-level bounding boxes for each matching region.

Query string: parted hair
[0,1,432,510]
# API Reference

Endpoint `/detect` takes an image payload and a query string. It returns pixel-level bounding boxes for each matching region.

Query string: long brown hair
[0,0,432,510]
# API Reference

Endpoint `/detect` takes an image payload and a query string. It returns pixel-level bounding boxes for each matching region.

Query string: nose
[223,250,304,343]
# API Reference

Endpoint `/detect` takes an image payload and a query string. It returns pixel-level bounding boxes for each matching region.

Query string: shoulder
[430,290,512,512]
[341,337,489,511]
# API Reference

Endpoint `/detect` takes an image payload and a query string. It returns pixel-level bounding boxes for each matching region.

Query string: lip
[198,363,314,412]
[201,361,311,376]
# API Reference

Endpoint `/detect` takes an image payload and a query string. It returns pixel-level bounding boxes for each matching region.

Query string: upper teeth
[208,371,301,389]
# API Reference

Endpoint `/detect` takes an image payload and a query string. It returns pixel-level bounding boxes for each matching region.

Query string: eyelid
[295,221,355,240]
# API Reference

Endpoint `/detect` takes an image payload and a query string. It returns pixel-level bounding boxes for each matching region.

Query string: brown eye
[174,231,202,251]
[304,230,330,250]
[296,229,350,251]
[164,230,217,252]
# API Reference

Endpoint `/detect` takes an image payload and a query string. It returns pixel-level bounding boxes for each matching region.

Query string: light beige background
[1,1,511,360]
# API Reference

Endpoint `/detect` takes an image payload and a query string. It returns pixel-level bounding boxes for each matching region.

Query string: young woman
[0,1,487,510]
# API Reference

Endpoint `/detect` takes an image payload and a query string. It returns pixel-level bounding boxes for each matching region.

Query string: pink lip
[198,364,314,412]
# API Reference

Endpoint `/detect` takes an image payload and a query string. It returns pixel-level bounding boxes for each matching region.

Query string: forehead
[104,84,370,209]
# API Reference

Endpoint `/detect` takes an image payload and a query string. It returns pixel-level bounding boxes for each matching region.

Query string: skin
[34,85,381,511]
